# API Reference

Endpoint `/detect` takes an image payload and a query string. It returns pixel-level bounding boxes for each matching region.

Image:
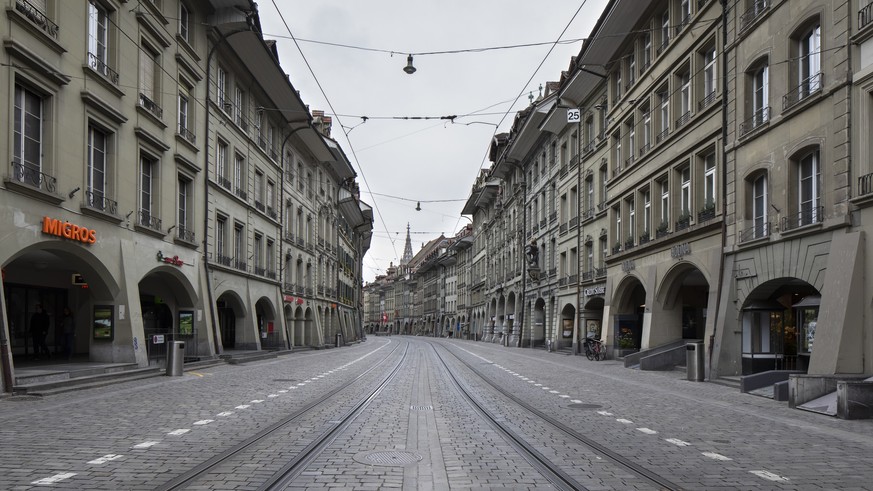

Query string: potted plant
[639,230,650,244]
[677,210,692,230]
[656,221,670,238]
[698,199,716,222]
[625,235,635,249]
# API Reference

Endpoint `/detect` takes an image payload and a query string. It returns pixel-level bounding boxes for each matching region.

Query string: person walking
[61,307,75,361]
[30,304,50,359]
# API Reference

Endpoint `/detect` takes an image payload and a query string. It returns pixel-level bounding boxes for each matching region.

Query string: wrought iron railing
[179,123,196,145]
[559,165,568,177]
[217,175,231,190]
[739,222,770,243]
[267,206,277,220]
[698,208,716,223]
[675,110,692,129]
[233,258,247,271]
[656,127,670,143]
[583,141,595,155]
[861,3,873,31]
[595,266,607,278]
[569,216,579,229]
[858,172,873,197]
[625,155,635,168]
[783,73,822,111]
[254,266,266,276]
[15,0,58,38]
[782,206,823,231]
[139,210,162,231]
[676,215,691,231]
[559,223,568,234]
[85,190,118,214]
[235,188,247,200]
[739,107,769,137]
[740,0,769,32]
[582,270,594,281]
[216,254,233,267]
[540,218,547,228]
[639,232,650,245]
[176,225,195,243]
[569,154,580,168]
[698,90,717,110]
[138,93,163,119]
[10,161,57,193]
[549,210,557,223]
[88,52,119,85]
[639,143,651,157]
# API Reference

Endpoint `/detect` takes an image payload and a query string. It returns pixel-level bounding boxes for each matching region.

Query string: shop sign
[42,216,96,244]
[157,251,185,266]
[671,242,691,260]
[152,334,165,344]
[283,295,305,305]
[584,285,606,297]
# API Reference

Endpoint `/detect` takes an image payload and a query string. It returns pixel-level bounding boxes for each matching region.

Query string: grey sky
[257,1,609,283]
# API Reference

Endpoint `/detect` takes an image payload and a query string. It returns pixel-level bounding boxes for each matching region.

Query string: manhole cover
[354,450,422,467]
[567,403,602,410]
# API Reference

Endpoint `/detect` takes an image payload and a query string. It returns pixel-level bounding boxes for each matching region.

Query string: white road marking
[236,405,251,409]
[250,399,265,403]
[267,394,279,398]
[278,390,288,393]
[750,470,789,482]
[289,387,298,390]
[168,429,190,436]
[535,383,543,387]
[637,428,658,435]
[570,399,582,403]
[528,380,536,383]
[665,438,690,446]
[193,420,214,425]
[616,418,634,424]
[549,390,559,394]
[559,395,570,398]
[132,441,160,449]
[297,383,306,386]
[217,411,234,417]
[31,473,76,485]
[87,454,122,465]
[596,410,614,416]
[702,452,732,461]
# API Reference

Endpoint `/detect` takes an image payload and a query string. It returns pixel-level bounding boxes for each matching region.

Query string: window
[643,189,651,235]
[641,32,651,72]
[178,176,191,239]
[626,119,635,164]
[216,215,227,259]
[139,44,159,109]
[87,124,108,203]
[297,161,304,191]
[702,45,717,102]
[140,154,157,225]
[216,140,228,185]
[234,154,245,198]
[179,3,190,43]
[253,233,262,270]
[266,239,275,274]
[234,223,245,268]
[752,63,769,122]
[627,53,635,86]
[679,0,691,28]
[586,178,594,212]
[88,1,111,79]
[627,196,636,242]
[585,116,594,147]
[641,107,651,154]
[234,86,245,127]
[254,170,264,206]
[13,83,43,177]
[660,178,670,226]
[798,149,821,225]
[678,71,691,124]
[659,89,670,140]
[680,166,691,217]
[266,180,275,214]
[614,206,622,249]
[799,23,821,95]
[753,174,768,237]
[613,69,622,103]
[703,152,716,207]
[217,66,228,110]
[613,131,622,173]
[659,9,670,51]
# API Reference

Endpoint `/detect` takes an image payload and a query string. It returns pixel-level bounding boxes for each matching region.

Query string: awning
[792,295,822,308]
[742,299,785,311]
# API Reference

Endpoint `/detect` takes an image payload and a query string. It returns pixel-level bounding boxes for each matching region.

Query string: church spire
[401,223,414,265]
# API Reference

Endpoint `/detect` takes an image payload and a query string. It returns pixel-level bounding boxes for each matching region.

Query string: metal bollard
[686,342,704,381]
[166,341,185,376]
[335,333,343,348]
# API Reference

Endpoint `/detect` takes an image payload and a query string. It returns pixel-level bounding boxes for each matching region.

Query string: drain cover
[354,450,422,467]
[567,403,602,410]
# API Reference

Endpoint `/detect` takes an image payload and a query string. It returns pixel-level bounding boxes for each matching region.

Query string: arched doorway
[531,298,546,348]
[294,305,305,346]
[506,292,517,345]
[582,296,604,341]
[655,264,711,345]
[740,278,820,374]
[303,307,317,347]
[559,303,576,349]
[216,291,246,350]
[3,242,118,364]
[138,266,199,364]
[256,297,280,349]
[612,276,646,357]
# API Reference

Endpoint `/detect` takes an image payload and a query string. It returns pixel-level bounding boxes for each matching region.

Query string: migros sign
[42,216,97,244]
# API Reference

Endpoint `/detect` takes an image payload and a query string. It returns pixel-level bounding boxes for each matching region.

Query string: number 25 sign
[567,108,581,123]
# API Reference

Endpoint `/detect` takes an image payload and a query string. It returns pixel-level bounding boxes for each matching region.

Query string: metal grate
[410,405,433,411]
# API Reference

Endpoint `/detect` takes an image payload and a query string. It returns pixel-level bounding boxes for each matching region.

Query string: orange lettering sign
[42,217,96,244]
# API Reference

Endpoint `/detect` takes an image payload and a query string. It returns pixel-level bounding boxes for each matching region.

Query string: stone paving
[0,336,871,490]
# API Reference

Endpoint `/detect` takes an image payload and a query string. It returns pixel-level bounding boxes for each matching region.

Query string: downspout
[519,173,527,348]
[203,24,257,357]
[710,0,729,378]
[575,117,582,355]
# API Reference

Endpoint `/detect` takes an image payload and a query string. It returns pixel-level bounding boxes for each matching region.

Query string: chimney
[311,109,332,137]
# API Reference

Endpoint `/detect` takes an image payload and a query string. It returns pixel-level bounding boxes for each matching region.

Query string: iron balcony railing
[639,143,651,157]
[233,258,247,271]
[656,127,670,143]
[178,123,196,145]
[583,141,595,155]
[10,161,57,194]
[740,0,769,32]
[176,225,195,243]
[625,155,635,168]
[138,93,163,119]
[540,218,547,229]
[676,215,691,231]
[569,216,579,229]
[861,3,873,31]
[549,210,557,223]
[88,52,119,85]
[739,107,770,137]
[739,222,770,243]
[595,266,607,278]
[639,232,651,245]
[266,270,276,280]
[783,73,822,111]
[698,207,716,223]
[139,210,162,231]
[254,266,266,276]
[85,190,118,215]
[216,254,233,267]
[255,200,265,213]
[698,90,717,111]
[559,223,568,234]
[782,206,823,231]
[675,110,692,129]
[569,154,580,168]
[582,270,594,281]
[858,172,873,197]
[235,187,247,200]
[217,175,231,190]
[267,206,277,220]
[15,0,58,38]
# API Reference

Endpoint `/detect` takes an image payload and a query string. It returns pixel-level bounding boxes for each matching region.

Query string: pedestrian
[61,307,75,361]
[29,304,50,359]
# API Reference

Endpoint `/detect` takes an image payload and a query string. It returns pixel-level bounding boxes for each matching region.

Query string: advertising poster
[93,305,114,340]
[179,310,194,336]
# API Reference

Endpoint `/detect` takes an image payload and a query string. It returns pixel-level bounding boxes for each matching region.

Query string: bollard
[686,342,704,381]
[166,341,185,376]
[335,332,343,348]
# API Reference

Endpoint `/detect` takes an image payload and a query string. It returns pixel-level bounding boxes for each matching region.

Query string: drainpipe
[0,295,13,393]
[519,174,527,348]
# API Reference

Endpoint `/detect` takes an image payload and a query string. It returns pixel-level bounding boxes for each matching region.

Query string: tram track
[154,341,409,491]
[429,340,682,491]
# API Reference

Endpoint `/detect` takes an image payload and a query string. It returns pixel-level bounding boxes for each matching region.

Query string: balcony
[783,73,822,111]
[559,223,568,234]
[216,254,233,267]
[255,200,265,213]
[10,161,57,194]
[781,206,823,232]
[657,39,669,55]
[595,266,607,278]
[569,216,579,229]
[675,110,692,130]
[698,90,717,111]
[85,190,118,215]
[138,210,162,232]
[697,206,716,223]
[740,0,769,32]
[739,107,769,137]
[87,52,119,85]
[858,172,873,197]
[15,0,58,38]
[266,206,278,220]
[235,187,247,201]
[569,154,580,169]
[549,211,557,223]
[138,93,163,119]
[559,277,568,287]
[582,208,595,222]
[739,222,770,243]
[582,141,595,155]
[625,155,635,169]
[656,127,670,144]
[178,123,196,145]
[862,3,873,31]
[549,267,557,277]
[283,282,297,292]
[582,270,594,281]
[176,225,195,243]
[254,266,266,276]
[559,165,568,178]
[216,175,231,191]
[540,218,547,229]
[233,259,247,271]
[676,215,691,231]
[639,143,651,157]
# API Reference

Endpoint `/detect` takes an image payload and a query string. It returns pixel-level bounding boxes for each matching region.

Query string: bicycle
[583,338,606,361]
